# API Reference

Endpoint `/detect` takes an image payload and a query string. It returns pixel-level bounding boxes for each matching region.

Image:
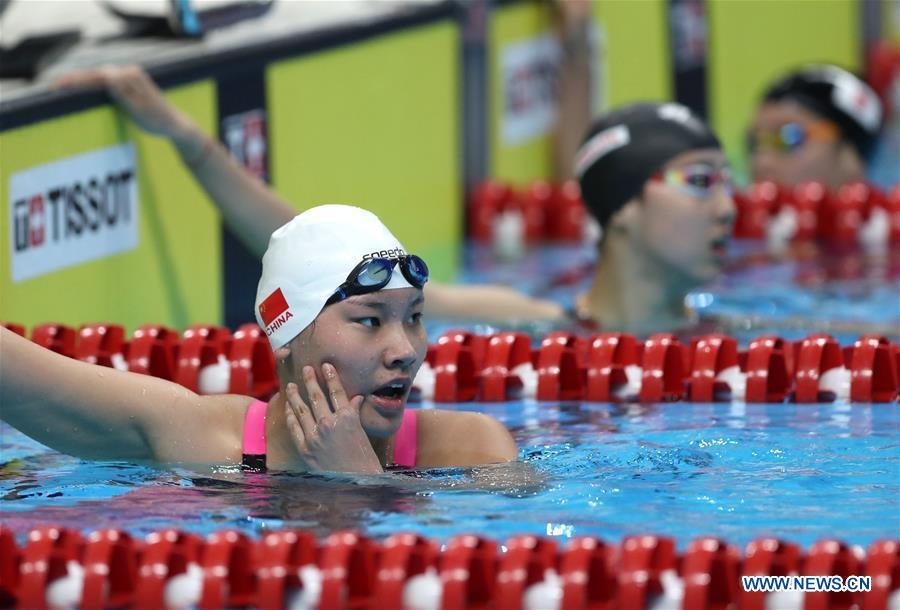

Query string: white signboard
[9,143,139,283]
[500,32,562,145]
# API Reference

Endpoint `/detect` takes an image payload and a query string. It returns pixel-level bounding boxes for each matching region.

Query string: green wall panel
[0,82,221,332]
[266,21,461,283]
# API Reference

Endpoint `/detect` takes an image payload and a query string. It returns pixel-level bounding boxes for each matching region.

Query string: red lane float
[864,540,900,610]
[639,334,689,403]
[2,529,899,610]
[685,334,740,402]
[440,534,498,610]
[681,537,740,610]
[617,535,677,610]
[584,333,642,402]
[849,335,900,403]
[372,533,439,610]
[558,537,617,610]
[470,178,900,245]
[740,538,802,610]
[536,332,585,401]
[255,530,318,610]
[80,529,139,610]
[128,324,179,380]
[5,321,899,404]
[175,324,233,393]
[433,331,484,402]
[75,323,126,368]
[31,323,77,358]
[132,529,204,610]
[494,535,558,610]
[229,322,278,399]
[481,332,532,402]
[744,335,794,403]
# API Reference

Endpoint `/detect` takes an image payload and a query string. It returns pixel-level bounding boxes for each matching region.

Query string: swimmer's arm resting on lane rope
[53,66,565,324]
[0,328,248,465]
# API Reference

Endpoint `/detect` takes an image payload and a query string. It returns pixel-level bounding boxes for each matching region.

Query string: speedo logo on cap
[259,287,293,335]
[361,247,406,261]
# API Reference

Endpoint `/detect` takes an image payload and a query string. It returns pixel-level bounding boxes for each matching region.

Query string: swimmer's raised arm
[0,328,248,464]
[54,66,566,325]
[54,65,294,258]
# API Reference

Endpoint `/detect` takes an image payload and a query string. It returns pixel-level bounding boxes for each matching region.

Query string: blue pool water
[2,402,898,548]
[2,244,899,547]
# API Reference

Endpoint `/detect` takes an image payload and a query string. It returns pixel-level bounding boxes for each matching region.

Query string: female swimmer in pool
[0,205,517,473]
[748,64,883,190]
[54,70,732,333]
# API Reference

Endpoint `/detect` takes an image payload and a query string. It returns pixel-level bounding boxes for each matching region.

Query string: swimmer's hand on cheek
[284,363,384,475]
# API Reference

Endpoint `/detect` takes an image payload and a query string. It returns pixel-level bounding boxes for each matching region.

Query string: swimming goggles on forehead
[746,121,839,154]
[651,164,734,199]
[324,254,429,306]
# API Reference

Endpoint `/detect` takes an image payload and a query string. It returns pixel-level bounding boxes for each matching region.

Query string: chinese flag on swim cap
[259,288,289,326]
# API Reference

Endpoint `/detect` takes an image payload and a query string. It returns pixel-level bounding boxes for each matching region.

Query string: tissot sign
[9,143,139,283]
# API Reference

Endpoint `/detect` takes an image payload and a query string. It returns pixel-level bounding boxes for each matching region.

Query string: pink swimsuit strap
[392,409,418,468]
[241,399,269,471]
[241,401,417,471]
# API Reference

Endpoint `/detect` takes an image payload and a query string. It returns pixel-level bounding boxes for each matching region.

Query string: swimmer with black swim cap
[749,65,883,189]
[571,102,736,332]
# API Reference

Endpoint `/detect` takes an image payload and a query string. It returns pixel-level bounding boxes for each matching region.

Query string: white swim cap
[255,204,417,349]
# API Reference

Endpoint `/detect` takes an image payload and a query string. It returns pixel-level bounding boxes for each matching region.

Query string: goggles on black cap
[761,65,882,159]
[575,102,722,229]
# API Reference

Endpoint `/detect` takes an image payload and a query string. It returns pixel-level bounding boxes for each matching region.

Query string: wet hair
[762,65,882,159]
[574,102,721,228]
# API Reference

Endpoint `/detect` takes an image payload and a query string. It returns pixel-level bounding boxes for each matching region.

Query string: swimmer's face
[637,148,735,283]
[286,287,427,438]
[749,100,863,190]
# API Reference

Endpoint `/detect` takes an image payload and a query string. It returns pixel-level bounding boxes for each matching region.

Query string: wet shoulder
[414,409,517,468]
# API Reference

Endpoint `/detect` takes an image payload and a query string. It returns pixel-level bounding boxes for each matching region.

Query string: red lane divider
[686,334,739,402]
[440,534,498,610]
[229,322,279,400]
[175,324,233,393]
[319,531,379,610]
[495,535,558,610]
[372,533,439,610]
[469,179,900,245]
[81,529,139,610]
[481,331,532,402]
[199,529,257,610]
[1,322,26,337]
[639,333,689,403]
[849,335,900,403]
[558,537,617,609]
[75,323,127,368]
[1,527,898,610]
[4,322,899,403]
[865,540,900,610]
[585,333,642,402]
[740,538,802,610]
[128,324,179,379]
[31,323,77,357]
[433,331,484,402]
[18,526,83,610]
[0,528,20,609]
[681,537,740,610]
[132,529,204,610]
[617,535,677,610]
[536,332,585,401]
[804,540,863,610]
